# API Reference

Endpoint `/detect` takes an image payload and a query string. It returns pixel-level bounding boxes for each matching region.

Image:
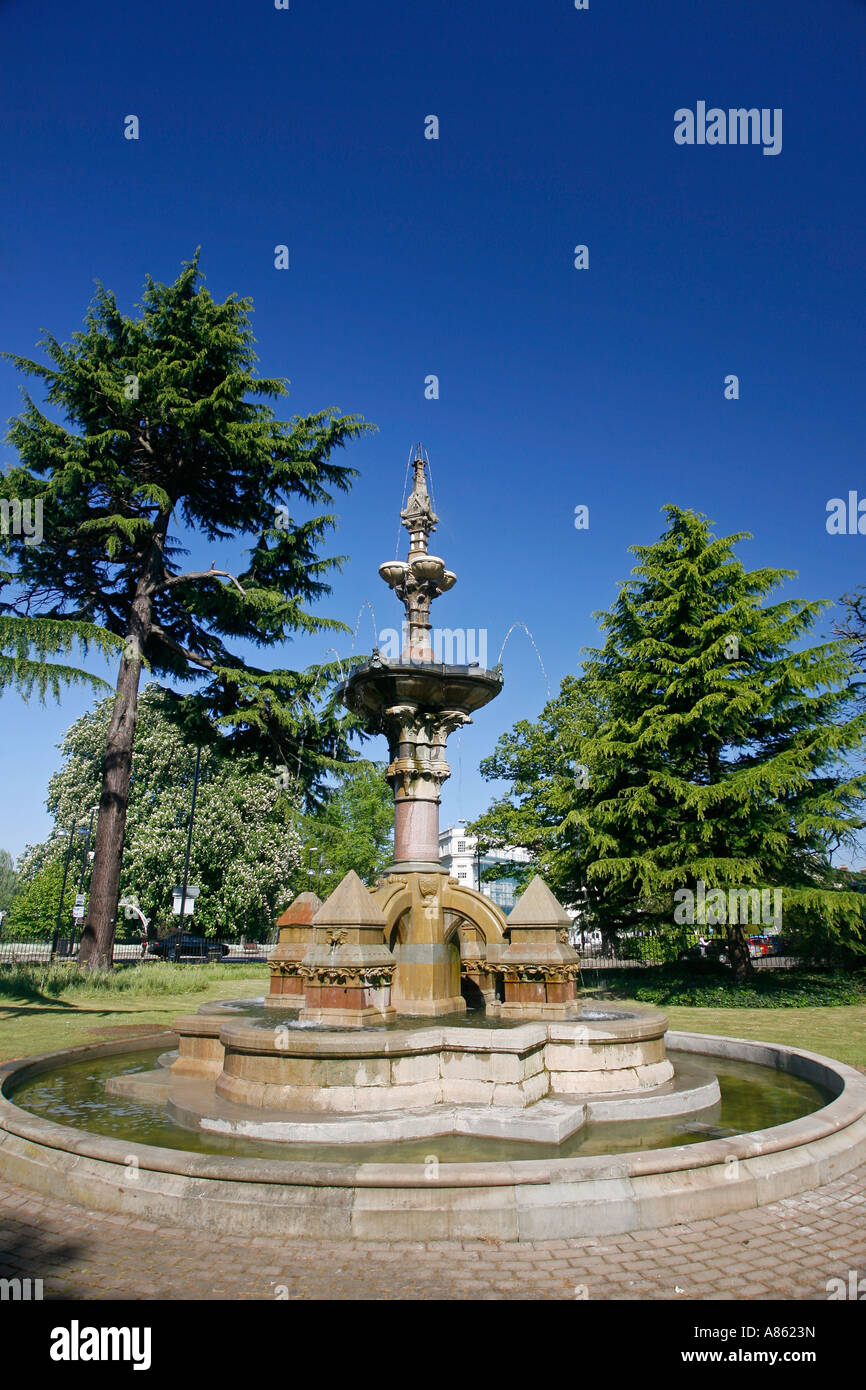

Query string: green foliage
[0,612,122,702]
[0,849,17,913]
[597,965,866,1009]
[19,685,303,939]
[292,760,394,893]
[473,506,866,959]
[1,251,375,799]
[3,853,76,940]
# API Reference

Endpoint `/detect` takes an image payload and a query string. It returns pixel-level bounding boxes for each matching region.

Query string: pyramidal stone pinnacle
[312,870,388,927]
[507,875,572,929]
[276,890,322,927]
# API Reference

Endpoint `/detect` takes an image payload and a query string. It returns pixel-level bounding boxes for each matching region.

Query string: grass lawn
[0,965,268,1064]
[652,1003,866,1070]
[1,967,864,1073]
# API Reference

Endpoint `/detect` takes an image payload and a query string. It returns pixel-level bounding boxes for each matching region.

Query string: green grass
[593,964,866,1009]
[0,963,268,1063]
[1,962,864,1073]
[0,960,267,1002]
[658,1003,866,1071]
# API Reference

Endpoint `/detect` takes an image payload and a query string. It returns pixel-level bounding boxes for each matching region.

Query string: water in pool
[9,1047,832,1166]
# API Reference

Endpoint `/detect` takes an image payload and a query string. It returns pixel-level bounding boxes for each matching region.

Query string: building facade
[438,822,532,912]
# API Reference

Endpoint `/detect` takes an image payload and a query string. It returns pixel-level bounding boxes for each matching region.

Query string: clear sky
[1,0,865,861]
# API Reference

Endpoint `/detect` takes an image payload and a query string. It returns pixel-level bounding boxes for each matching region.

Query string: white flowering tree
[25,684,303,940]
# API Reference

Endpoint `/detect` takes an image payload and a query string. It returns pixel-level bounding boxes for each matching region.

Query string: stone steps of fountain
[105,1054,720,1147]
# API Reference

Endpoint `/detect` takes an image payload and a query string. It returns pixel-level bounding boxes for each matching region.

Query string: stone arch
[372,879,413,952]
[441,881,507,952]
[372,877,507,954]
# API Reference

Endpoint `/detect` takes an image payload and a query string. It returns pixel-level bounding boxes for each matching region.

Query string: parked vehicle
[677,938,730,965]
[747,934,785,958]
[148,933,229,962]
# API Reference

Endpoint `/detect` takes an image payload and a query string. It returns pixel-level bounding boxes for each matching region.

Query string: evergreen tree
[293,761,394,895]
[474,507,866,977]
[0,609,121,702]
[2,254,373,968]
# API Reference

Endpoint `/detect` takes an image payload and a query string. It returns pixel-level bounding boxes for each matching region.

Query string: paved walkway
[1,1165,864,1300]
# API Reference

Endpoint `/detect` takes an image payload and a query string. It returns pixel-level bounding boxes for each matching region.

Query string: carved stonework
[460,962,495,980]
[298,964,396,989]
[501,964,581,984]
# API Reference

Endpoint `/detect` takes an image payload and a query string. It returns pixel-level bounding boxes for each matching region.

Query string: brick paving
[0,1166,864,1300]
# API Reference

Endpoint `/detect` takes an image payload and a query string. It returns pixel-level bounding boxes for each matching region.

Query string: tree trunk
[725,920,753,982]
[77,642,143,969]
[78,517,168,970]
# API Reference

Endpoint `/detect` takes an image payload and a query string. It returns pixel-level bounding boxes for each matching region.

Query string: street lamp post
[51,821,86,961]
[177,745,202,936]
[70,805,99,956]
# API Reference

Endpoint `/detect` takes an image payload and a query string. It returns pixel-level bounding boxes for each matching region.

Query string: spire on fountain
[401,453,437,555]
[378,447,456,662]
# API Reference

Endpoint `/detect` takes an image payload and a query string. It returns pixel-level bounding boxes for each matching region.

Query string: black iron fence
[568,926,811,973]
[0,924,838,972]
[0,935,277,966]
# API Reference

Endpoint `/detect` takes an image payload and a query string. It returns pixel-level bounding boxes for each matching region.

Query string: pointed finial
[401,447,437,555]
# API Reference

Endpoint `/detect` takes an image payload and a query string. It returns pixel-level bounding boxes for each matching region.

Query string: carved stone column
[266,890,322,1009]
[499,876,582,1019]
[381,703,470,870]
[299,871,396,1026]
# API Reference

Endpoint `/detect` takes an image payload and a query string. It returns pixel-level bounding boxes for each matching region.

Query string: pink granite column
[394,796,440,864]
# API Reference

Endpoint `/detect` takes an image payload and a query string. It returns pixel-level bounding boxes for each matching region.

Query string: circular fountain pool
[8,1044,832,1165]
[1,1005,865,1240]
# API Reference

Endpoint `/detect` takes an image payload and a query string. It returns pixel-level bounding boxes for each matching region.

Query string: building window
[457,840,466,853]
[457,870,467,879]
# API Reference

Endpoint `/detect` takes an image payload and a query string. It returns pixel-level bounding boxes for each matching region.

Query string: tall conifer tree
[475,508,866,976]
[2,255,373,967]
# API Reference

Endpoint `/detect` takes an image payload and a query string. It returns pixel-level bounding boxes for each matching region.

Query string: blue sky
[1,0,865,861]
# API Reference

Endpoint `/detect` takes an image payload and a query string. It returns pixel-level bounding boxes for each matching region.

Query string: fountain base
[120,1002,680,1135]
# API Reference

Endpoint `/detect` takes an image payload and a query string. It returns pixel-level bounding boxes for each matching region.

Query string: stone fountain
[265,452,584,1024]
[102,453,714,1145]
[5,448,863,1241]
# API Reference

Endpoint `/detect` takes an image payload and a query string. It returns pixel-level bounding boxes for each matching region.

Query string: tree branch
[149,624,217,671]
[154,563,246,597]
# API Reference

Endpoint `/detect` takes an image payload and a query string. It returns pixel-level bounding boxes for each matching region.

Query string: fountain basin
[163,1003,674,1114]
[338,660,503,724]
[107,1050,720,1146]
[2,1027,865,1241]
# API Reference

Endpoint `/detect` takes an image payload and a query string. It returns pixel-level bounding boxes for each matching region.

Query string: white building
[438,822,532,912]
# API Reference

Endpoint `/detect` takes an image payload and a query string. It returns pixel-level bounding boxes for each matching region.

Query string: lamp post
[176,745,202,936]
[51,821,88,961]
[70,805,99,956]
[306,845,318,890]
